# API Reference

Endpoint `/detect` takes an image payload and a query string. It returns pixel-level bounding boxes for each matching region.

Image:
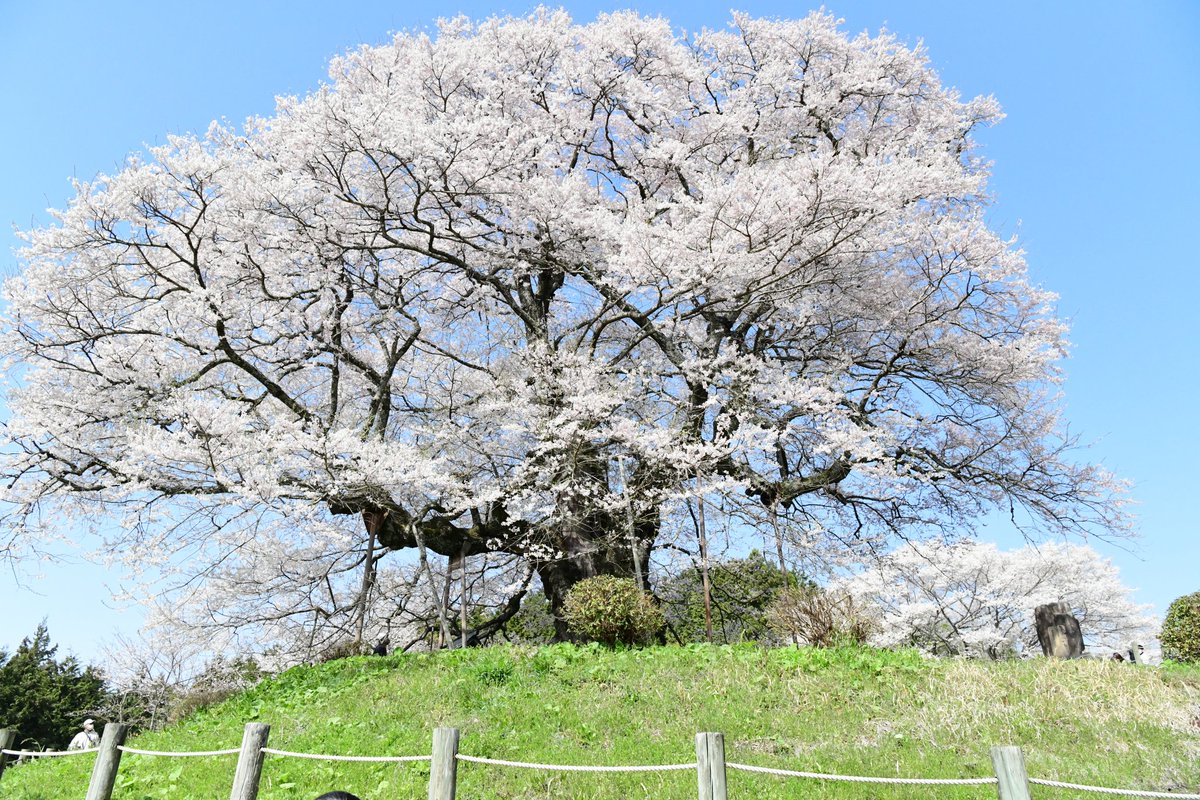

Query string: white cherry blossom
[2,10,1126,643]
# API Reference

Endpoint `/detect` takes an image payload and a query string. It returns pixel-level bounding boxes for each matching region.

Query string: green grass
[3,644,1198,799]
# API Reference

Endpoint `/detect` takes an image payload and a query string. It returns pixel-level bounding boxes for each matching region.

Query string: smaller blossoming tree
[837,540,1156,658]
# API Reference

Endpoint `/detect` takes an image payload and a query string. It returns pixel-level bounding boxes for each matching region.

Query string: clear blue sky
[1,1,1197,663]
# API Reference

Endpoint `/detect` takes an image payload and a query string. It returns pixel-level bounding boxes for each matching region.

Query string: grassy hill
[3,644,1198,799]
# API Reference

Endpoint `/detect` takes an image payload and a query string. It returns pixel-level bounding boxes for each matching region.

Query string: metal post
[429,727,460,800]
[991,745,1033,800]
[229,722,271,800]
[696,732,728,800]
[85,722,129,800]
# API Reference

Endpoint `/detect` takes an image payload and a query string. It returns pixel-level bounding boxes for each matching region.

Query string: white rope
[456,753,697,773]
[1,748,97,758]
[117,746,241,757]
[1029,778,1200,799]
[261,747,430,763]
[726,761,999,785]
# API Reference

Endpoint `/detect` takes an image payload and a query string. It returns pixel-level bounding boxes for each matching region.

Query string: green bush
[1161,591,1200,663]
[506,590,558,644]
[659,551,808,644]
[562,575,664,646]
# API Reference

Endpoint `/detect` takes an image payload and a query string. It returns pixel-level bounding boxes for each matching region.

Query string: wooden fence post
[696,732,728,800]
[229,722,271,800]
[429,727,460,800]
[991,745,1033,800]
[85,722,129,800]
[0,728,16,783]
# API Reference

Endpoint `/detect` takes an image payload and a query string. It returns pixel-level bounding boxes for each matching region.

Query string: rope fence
[117,746,242,757]
[456,753,696,772]
[261,747,429,763]
[0,747,97,758]
[1029,777,1200,800]
[1,724,1196,800]
[726,761,1001,785]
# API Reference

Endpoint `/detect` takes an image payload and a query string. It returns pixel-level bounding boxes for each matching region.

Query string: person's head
[82,719,95,731]
[314,793,362,800]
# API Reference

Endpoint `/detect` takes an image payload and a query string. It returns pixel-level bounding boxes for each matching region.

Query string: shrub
[1161,592,1200,663]
[315,639,372,662]
[659,551,809,644]
[767,586,877,647]
[562,575,665,646]
[506,591,557,645]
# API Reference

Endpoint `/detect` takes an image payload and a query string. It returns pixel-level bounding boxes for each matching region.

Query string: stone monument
[1034,601,1084,658]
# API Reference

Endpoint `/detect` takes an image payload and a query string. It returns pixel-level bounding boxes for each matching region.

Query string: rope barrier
[0,748,97,758]
[8,736,1197,800]
[726,761,1000,785]
[456,753,697,772]
[117,746,241,757]
[1029,778,1200,799]
[261,747,430,763]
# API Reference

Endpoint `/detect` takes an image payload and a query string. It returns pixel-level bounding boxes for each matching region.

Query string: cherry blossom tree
[836,540,1157,658]
[2,10,1126,643]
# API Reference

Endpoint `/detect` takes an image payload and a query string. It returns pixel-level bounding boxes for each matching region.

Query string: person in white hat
[68,719,100,750]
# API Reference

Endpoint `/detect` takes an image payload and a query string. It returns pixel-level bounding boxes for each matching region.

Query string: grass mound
[3,644,1198,799]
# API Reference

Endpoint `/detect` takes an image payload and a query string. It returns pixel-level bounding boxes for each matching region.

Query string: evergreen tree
[0,623,106,749]
[660,552,809,644]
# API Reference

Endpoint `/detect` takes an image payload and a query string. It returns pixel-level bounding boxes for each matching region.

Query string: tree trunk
[334,481,662,642]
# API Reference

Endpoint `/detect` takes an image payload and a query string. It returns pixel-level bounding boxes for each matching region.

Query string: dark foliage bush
[659,551,808,644]
[506,591,557,645]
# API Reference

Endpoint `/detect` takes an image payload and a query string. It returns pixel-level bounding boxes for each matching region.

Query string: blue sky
[1,1,1197,662]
